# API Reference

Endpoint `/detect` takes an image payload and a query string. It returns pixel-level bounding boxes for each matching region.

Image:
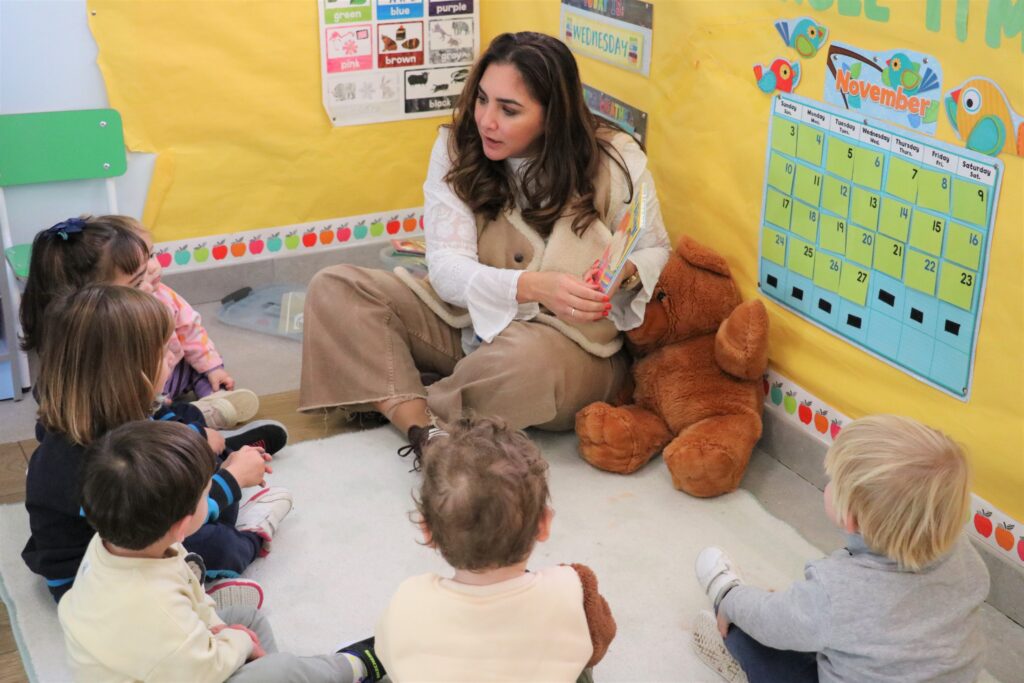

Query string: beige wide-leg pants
[299,265,629,431]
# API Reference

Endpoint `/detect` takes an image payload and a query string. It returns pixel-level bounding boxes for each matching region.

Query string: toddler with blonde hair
[693,415,989,683]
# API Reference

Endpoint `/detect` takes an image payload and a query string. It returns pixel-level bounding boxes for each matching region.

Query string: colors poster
[319,0,479,126]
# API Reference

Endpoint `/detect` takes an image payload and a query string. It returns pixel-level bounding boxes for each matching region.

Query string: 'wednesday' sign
[559,0,653,76]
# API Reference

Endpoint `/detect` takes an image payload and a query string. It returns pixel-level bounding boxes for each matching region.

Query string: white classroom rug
[0,428,1001,682]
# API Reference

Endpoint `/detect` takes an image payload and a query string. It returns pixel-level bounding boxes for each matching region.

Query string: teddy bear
[575,235,769,498]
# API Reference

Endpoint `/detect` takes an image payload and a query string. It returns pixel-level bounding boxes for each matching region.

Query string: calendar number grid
[758,94,1002,399]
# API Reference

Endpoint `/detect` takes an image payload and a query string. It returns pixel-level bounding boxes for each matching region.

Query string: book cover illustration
[595,183,647,292]
[391,238,426,256]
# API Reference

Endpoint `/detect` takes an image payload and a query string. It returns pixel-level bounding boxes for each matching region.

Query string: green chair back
[0,109,127,186]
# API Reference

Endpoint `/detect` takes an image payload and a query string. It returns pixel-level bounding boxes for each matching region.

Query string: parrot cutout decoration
[881,52,940,96]
[754,59,801,95]
[775,18,828,58]
[880,53,941,129]
[945,77,1024,158]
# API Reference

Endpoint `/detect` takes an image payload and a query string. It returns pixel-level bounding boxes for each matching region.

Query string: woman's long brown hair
[444,32,636,238]
[36,285,173,445]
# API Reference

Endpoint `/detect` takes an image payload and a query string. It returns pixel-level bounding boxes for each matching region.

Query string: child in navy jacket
[23,285,292,600]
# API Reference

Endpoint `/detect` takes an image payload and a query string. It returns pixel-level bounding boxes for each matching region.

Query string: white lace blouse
[422,127,671,353]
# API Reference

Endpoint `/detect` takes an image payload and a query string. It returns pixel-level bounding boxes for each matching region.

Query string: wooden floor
[0,390,362,682]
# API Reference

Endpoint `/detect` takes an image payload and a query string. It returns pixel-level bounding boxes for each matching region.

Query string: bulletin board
[84,0,1024,524]
[319,0,480,126]
[759,93,1002,400]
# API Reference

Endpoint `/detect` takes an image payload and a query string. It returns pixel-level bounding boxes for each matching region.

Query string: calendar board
[758,94,1003,400]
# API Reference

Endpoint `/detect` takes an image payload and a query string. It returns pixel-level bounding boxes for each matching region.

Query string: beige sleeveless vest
[394,132,636,358]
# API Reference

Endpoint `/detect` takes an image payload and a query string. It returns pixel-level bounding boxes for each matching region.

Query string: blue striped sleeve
[206,497,221,523]
[206,468,241,523]
[212,474,235,506]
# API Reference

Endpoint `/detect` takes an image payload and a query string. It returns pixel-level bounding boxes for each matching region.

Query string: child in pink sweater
[148,273,229,398]
[134,226,259,428]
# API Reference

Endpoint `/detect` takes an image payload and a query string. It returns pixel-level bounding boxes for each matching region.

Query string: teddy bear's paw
[575,403,672,474]
[664,412,761,498]
[714,299,770,380]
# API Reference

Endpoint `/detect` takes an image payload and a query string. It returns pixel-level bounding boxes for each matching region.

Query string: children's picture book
[594,184,647,292]
[391,238,426,256]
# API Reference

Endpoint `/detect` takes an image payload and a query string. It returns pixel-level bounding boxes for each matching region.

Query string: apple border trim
[152,207,426,272]
[763,367,1024,566]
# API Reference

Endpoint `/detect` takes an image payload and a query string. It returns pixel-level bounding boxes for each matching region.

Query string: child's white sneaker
[207,577,265,610]
[692,610,748,683]
[695,546,742,609]
[236,487,293,556]
[193,389,260,429]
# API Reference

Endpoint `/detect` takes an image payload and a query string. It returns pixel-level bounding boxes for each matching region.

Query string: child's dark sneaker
[184,552,207,587]
[222,419,288,454]
[337,636,386,682]
[397,425,448,471]
[207,577,265,610]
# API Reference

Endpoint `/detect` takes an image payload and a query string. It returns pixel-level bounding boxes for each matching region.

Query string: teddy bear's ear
[676,235,731,277]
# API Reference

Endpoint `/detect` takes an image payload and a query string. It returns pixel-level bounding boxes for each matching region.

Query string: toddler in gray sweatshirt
[693,414,989,683]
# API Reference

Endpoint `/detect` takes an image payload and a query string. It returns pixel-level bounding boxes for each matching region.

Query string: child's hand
[717,611,731,638]
[223,446,272,488]
[225,624,265,660]
[207,368,235,391]
[205,428,226,455]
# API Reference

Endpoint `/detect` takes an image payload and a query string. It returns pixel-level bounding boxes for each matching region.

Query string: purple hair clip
[45,217,86,241]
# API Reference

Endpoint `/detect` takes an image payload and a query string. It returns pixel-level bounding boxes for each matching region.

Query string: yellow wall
[91,0,1023,518]
[89,0,443,240]
[485,0,1023,521]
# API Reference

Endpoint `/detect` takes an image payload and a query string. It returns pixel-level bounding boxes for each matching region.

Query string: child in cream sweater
[376,416,617,682]
[58,420,384,683]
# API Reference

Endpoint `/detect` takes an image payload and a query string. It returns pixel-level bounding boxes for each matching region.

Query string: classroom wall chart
[319,0,479,126]
[582,84,648,144]
[758,94,1003,400]
[559,0,652,76]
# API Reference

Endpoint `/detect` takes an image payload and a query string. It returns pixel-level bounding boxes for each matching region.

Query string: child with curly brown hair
[375,416,617,682]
